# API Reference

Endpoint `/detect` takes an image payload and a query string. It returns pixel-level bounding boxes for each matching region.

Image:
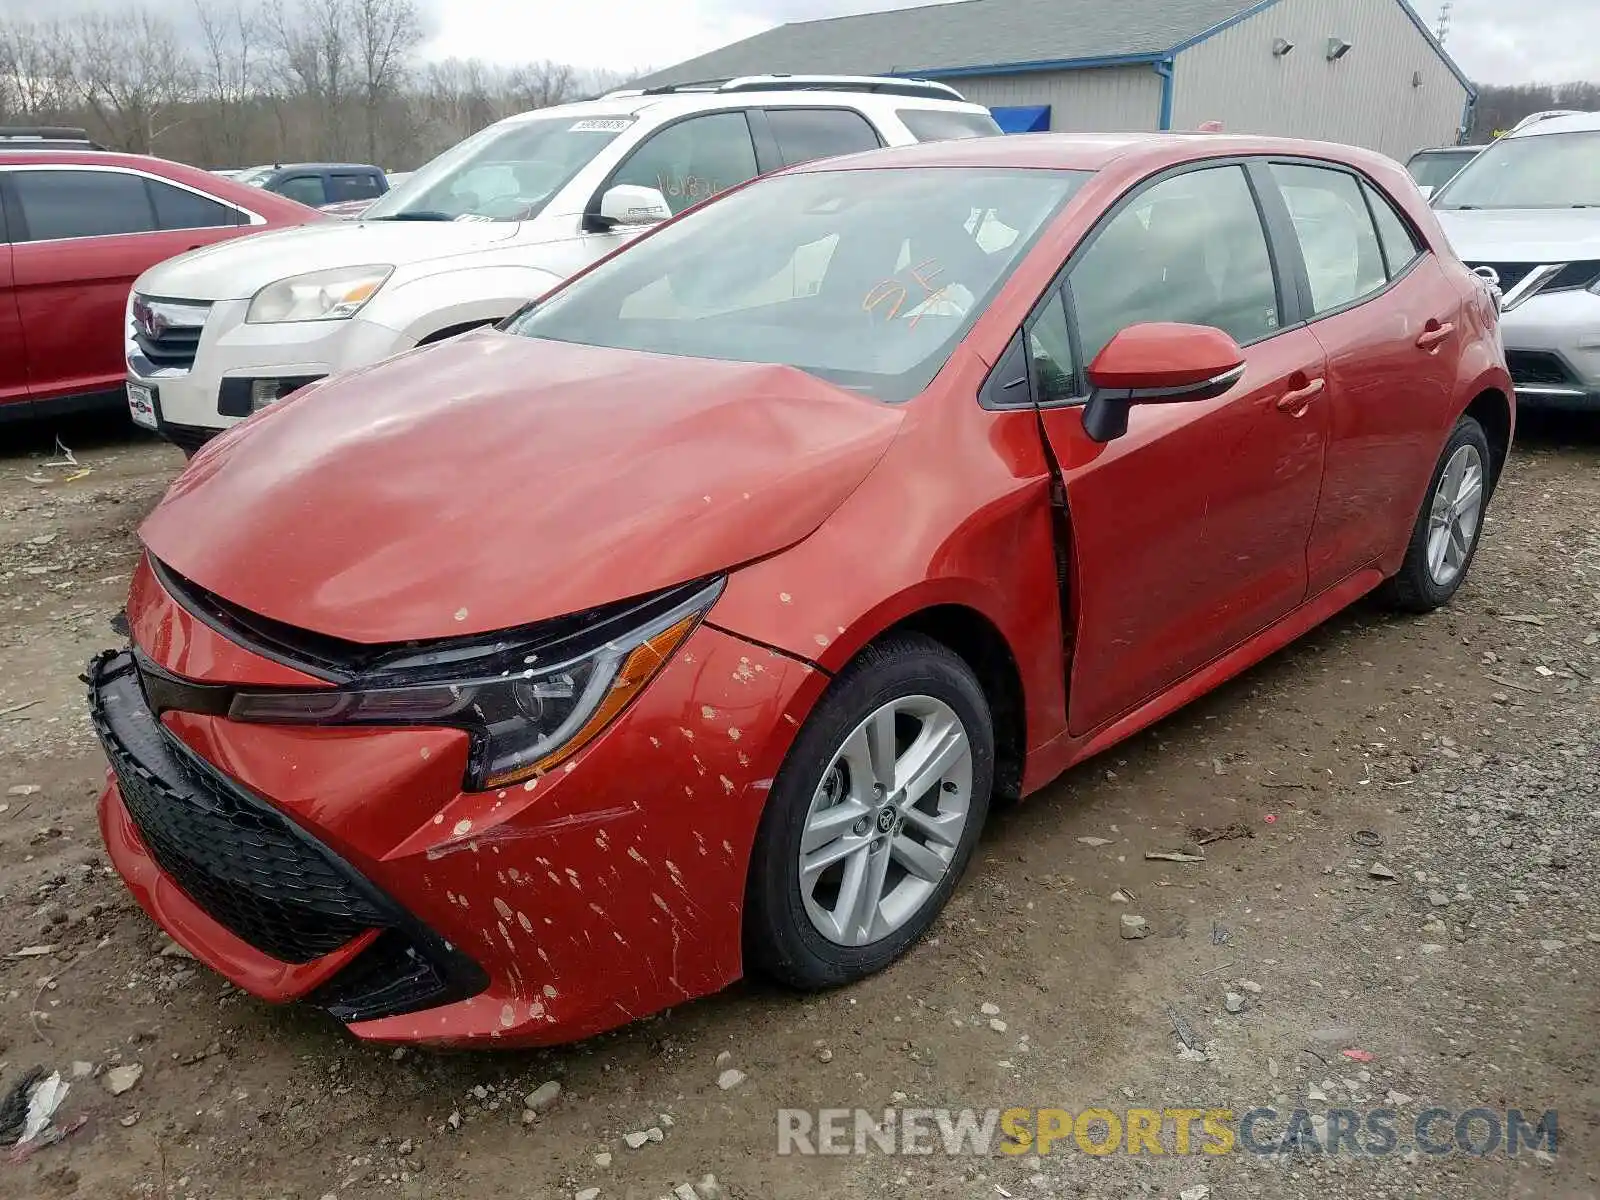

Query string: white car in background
[125,75,1001,453]
[1431,109,1600,410]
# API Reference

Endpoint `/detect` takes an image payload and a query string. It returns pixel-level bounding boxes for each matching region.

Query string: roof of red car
[0,148,325,221]
[801,131,1399,177]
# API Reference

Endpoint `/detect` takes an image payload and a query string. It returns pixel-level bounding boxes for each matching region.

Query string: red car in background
[90,133,1510,1048]
[0,136,319,424]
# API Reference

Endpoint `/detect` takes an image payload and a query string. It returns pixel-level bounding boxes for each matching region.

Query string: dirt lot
[0,414,1596,1200]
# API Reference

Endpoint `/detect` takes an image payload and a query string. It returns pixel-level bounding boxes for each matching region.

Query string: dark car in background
[0,146,319,423]
[1406,145,1485,196]
[235,162,389,210]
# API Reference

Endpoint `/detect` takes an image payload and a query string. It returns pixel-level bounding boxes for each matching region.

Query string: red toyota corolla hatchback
[90,134,1511,1047]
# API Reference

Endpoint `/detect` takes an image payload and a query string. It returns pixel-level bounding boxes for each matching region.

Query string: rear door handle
[1416,322,1456,350]
[1275,377,1325,415]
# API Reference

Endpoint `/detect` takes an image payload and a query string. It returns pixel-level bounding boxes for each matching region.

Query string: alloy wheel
[797,695,973,947]
[1426,443,1485,588]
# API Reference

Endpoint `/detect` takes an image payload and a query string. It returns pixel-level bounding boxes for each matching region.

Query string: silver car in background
[1431,110,1600,409]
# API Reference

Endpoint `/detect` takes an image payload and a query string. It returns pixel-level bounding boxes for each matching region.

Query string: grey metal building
[632,0,1475,161]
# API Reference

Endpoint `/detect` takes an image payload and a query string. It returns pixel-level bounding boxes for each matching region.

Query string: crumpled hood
[141,332,905,643]
[1433,207,1600,264]
[134,219,525,301]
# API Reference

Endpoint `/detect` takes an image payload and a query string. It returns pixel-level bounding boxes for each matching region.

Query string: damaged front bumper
[89,649,487,1023]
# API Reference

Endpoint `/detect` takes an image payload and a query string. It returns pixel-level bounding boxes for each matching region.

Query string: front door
[1028,162,1332,735]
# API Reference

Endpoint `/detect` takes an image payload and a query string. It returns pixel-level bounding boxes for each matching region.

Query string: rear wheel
[744,634,993,989]
[1379,415,1491,612]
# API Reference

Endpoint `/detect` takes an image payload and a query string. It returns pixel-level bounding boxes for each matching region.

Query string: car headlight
[246,265,394,324]
[228,577,722,790]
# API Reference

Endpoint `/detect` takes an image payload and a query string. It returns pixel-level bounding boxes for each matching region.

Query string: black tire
[1378,415,1493,613]
[744,633,994,990]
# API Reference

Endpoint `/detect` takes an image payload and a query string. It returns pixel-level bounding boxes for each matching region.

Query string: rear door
[1265,160,1466,593]
[0,194,27,409]
[1024,161,1331,734]
[7,167,246,401]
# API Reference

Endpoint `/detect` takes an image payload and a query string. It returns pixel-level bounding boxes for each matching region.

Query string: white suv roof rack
[605,74,966,103]
[1508,109,1591,135]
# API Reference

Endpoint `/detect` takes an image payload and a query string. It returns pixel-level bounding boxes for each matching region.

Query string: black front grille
[1507,350,1575,386]
[134,327,202,370]
[130,296,210,373]
[89,652,384,962]
[1548,261,1600,291]
[1466,261,1600,296]
[1467,262,1537,293]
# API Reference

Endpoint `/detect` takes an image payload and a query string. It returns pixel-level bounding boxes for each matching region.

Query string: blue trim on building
[895,51,1166,80]
[1169,0,1286,53]
[990,105,1053,133]
[1154,58,1175,130]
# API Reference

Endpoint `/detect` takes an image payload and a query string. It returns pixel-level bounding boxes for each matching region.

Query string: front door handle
[1275,377,1325,415]
[1416,321,1456,350]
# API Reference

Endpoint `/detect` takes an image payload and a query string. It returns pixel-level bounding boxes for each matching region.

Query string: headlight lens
[228,578,722,790]
[246,265,393,323]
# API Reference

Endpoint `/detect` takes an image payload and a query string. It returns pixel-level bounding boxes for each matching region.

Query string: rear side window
[148,179,238,230]
[897,108,1003,142]
[1069,164,1280,364]
[10,169,155,240]
[1363,181,1424,277]
[329,173,383,201]
[276,175,328,206]
[1270,163,1387,315]
[765,108,881,166]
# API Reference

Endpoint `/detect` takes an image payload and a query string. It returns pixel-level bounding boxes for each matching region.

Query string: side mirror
[1081,322,1246,443]
[598,184,671,229]
[1417,184,1435,200]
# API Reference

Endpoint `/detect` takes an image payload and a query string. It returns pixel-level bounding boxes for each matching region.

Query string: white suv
[125,76,1001,452]
[1431,109,1600,409]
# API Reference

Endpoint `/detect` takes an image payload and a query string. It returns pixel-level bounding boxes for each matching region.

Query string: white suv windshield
[508,166,1088,402]
[362,116,631,222]
[1435,130,1600,210]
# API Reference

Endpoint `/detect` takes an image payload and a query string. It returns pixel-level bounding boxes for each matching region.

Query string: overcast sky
[424,0,1600,86]
[0,0,1592,86]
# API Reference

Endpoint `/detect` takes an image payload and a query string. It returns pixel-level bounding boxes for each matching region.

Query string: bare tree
[351,0,423,164]
[66,11,193,153]
[193,0,264,166]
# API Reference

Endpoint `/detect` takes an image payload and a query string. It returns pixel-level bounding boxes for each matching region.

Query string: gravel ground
[0,413,1595,1200]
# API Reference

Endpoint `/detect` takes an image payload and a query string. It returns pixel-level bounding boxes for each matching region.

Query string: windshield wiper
[366,211,454,222]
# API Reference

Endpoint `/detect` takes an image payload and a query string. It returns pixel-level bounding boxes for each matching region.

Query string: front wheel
[744,634,994,990]
[1379,415,1492,612]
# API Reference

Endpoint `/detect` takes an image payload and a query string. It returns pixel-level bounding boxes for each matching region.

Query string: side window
[1269,163,1387,314]
[765,108,880,167]
[10,170,156,241]
[610,112,759,215]
[276,175,328,206]
[1363,180,1424,278]
[1026,290,1077,401]
[1069,165,1279,366]
[329,173,382,201]
[896,108,1004,142]
[147,179,238,230]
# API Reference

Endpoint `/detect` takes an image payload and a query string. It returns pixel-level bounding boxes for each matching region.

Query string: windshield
[507,166,1088,402]
[362,116,630,222]
[1407,150,1476,191]
[234,166,275,187]
[1434,130,1600,209]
